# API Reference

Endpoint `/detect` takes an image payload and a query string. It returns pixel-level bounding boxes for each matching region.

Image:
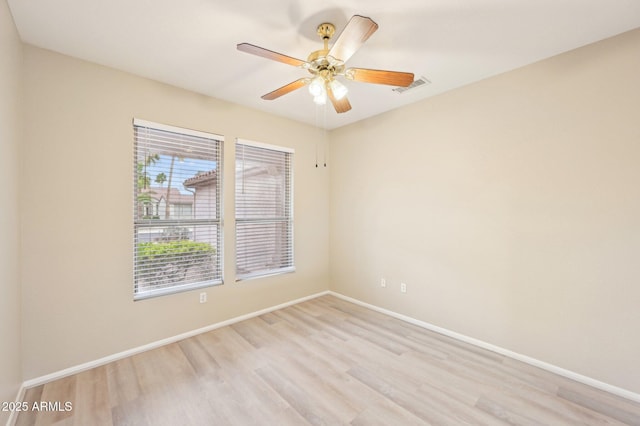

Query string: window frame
[235,138,295,281]
[133,118,224,300]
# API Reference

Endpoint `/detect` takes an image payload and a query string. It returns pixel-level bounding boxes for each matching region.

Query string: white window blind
[235,139,294,280]
[133,118,223,299]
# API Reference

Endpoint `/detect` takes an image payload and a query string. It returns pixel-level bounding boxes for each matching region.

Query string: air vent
[393,76,431,94]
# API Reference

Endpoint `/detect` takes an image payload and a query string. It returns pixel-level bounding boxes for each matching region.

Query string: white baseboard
[19,290,330,391]
[328,291,640,404]
[6,385,26,426]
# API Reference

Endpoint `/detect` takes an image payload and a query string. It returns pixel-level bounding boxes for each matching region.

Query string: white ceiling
[8,0,640,129]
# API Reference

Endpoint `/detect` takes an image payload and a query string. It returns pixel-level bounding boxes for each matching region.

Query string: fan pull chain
[315,104,320,167]
[313,103,329,168]
[323,103,328,167]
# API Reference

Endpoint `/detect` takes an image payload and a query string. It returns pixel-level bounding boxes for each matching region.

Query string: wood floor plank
[269,307,320,336]
[256,305,411,423]
[347,364,455,424]
[106,357,141,409]
[268,320,355,374]
[196,326,266,373]
[72,366,112,426]
[475,396,547,426]
[231,316,284,349]
[34,375,75,425]
[14,386,43,426]
[110,396,151,426]
[215,369,307,425]
[558,387,640,425]
[340,320,411,356]
[259,341,364,421]
[255,363,344,425]
[190,369,257,426]
[14,295,640,425]
[177,334,221,376]
[350,399,428,425]
[257,311,281,325]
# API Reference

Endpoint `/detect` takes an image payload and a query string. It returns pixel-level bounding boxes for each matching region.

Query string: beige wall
[0,0,23,421]
[20,46,330,380]
[329,28,640,393]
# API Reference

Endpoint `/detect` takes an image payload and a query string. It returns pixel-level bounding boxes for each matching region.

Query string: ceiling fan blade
[237,43,307,68]
[346,68,414,87]
[261,78,309,100]
[328,15,378,63]
[327,87,352,114]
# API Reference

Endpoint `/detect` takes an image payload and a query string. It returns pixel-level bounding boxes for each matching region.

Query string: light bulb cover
[329,79,348,100]
[313,91,327,105]
[308,76,325,97]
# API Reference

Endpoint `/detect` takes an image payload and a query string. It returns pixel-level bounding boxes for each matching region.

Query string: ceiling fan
[237,15,414,114]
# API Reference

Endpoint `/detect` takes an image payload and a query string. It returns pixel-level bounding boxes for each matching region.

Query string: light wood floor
[16,295,640,425]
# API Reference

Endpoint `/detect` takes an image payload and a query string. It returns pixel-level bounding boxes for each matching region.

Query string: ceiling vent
[392,76,430,94]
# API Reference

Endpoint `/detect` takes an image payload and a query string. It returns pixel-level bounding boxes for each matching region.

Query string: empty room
[1,0,640,425]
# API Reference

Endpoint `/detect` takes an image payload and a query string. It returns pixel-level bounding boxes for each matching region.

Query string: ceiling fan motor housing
[307,23,345,78]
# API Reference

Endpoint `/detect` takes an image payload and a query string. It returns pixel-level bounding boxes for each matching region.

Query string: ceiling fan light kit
[308,75,325,97]
[329,79,348,100]
[237,15,414,114]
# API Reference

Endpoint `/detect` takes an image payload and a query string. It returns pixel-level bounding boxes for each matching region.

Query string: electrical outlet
[381,278,386,288]
[400,282,407,293]
[199,292,207,303]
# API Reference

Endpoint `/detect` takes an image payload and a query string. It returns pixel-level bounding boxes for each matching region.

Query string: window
[133,119,223,299]
[235,139,294,280]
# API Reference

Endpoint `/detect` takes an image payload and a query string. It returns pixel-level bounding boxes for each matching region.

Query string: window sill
[134,279,223,301]
[235,267,296,283]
